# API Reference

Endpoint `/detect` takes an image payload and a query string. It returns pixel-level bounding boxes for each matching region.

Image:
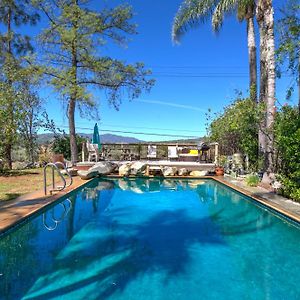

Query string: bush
[278,175,300,202]
[209,96,262,170]
[51,135,86,161]
[275,106,300,201]
[245,174,260,187]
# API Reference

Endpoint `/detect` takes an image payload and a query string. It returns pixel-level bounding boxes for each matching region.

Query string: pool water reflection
[0,178,300,300]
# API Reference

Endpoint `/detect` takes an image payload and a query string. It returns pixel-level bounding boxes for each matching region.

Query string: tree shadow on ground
[2,193,22,201]
[0,170,40,177]
[24,207,273,300]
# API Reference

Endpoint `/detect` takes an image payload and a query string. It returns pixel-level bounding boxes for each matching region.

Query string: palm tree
[256,0,276,179]
[172,0,257,102]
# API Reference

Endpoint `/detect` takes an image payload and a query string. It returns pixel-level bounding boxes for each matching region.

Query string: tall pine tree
[36,0,154,164]
[0,0,40,168]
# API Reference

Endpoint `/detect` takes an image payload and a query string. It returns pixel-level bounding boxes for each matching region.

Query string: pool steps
[43,162,73,195]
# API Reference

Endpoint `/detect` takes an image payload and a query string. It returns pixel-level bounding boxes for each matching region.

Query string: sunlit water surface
[1,178,300,300]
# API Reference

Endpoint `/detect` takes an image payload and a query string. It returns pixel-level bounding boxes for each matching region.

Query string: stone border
[0,175,299,236]
[0,176,94,235]
[212,176,300,224]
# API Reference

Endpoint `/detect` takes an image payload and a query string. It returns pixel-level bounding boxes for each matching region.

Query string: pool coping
[0,176,94,235]
[0,175,299,235]
[212,176,300,224]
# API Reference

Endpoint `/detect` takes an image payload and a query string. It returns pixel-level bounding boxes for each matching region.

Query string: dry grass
[0,168,63,201]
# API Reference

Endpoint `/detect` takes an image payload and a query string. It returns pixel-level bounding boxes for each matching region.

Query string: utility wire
[60,122,207,133]
[99,124,206,133]
[57,125,200,139]
[148,65,248,69]
[151,74,249,78]
[147,73,293,78]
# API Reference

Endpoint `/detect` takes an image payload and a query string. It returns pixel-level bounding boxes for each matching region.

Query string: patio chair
[147,145,157,160]
[168,146,178,161]
[87,141,99,162]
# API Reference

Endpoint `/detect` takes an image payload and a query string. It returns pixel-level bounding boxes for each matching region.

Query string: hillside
[37,133,143,145]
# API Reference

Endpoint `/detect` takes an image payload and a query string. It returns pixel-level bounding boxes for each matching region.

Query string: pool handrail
[43,162,73,195]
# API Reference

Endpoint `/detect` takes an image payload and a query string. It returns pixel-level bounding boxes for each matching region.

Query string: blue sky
[34,0,294,141]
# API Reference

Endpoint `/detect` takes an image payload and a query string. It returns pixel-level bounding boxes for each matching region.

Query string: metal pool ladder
[43,162,73,195]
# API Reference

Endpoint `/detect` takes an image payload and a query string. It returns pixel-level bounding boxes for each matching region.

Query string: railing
[81,142,219,163]
[42,198,72,231]
[43,162,73,195]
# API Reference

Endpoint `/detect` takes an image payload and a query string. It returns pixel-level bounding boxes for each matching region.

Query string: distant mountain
[37,133,143,145]
[154,137,203,144]
[37,133,56,145]
[94,134,142,144]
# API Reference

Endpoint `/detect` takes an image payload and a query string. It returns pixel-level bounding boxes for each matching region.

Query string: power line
[148,65,248,69]
[148,73,294,79]
[151,74,249,78]
[61,122,207,133]
[99,124,206,133]
[57,125,200,139]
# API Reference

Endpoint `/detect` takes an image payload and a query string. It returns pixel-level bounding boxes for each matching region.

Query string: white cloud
[136,99,206,112]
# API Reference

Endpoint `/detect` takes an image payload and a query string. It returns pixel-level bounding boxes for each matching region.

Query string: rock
[61,168,78,177]
[272,180,282,191]
[130,161,147,176]
[119,163,132,176]
[149,166,163,176]
[89,161,117,175]
[261,172,276,186]
[78,170,98,180]
[178,168,188,176]
[64,160,73,168]
[12,161,28,170]
[162,166,177,176]
[190,170,207,177]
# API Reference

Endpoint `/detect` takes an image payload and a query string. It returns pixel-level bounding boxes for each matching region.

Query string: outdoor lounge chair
[87,141,99,162]
[147,145,157,159]
[168,146,178,160]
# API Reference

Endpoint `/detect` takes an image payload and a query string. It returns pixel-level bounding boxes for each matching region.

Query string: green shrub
[278,175,300,202]
[209,96,262,170]
[245,174,260,187]
[275,106,300,201]
[51,135,86,161]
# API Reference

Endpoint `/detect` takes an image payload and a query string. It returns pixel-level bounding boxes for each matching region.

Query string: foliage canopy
[208,96,262,169]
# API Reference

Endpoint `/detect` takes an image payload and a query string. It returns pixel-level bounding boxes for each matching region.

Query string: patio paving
[0,176,90,234]
[214,175,300,223]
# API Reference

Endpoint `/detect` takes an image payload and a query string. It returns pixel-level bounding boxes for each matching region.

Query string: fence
[82,142,219,163]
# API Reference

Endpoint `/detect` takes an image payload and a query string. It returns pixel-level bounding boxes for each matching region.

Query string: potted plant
[215,166,225,176]
[215,155,226,176]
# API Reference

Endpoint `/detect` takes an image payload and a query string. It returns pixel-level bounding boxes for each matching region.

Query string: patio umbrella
[92,123,101,151]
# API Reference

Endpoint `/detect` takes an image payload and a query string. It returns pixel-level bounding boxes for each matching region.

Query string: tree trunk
[258,21,267,170]
[68,96,78,164]
[69,5,79,165]
[247,16,257,103]
[257,0,276,183]
[264,1,276,175]
[5,7,13,169]
[298,56,300,114]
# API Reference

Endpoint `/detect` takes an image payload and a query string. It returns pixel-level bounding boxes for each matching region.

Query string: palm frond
[172,0,219,44]
[212,0,238,31]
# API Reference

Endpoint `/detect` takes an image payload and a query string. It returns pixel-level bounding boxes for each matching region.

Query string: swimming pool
[1,178,300,299]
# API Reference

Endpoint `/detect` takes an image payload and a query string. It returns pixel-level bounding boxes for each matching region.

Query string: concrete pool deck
[0,175,300,235]
[0,176,90,234]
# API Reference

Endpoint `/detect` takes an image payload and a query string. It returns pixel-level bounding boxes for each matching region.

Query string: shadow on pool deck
[24,208,273,300]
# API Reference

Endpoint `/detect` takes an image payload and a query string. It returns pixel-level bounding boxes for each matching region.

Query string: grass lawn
[0,168,62,201]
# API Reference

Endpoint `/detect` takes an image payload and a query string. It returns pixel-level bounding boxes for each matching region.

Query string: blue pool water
[1,178,300,299]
